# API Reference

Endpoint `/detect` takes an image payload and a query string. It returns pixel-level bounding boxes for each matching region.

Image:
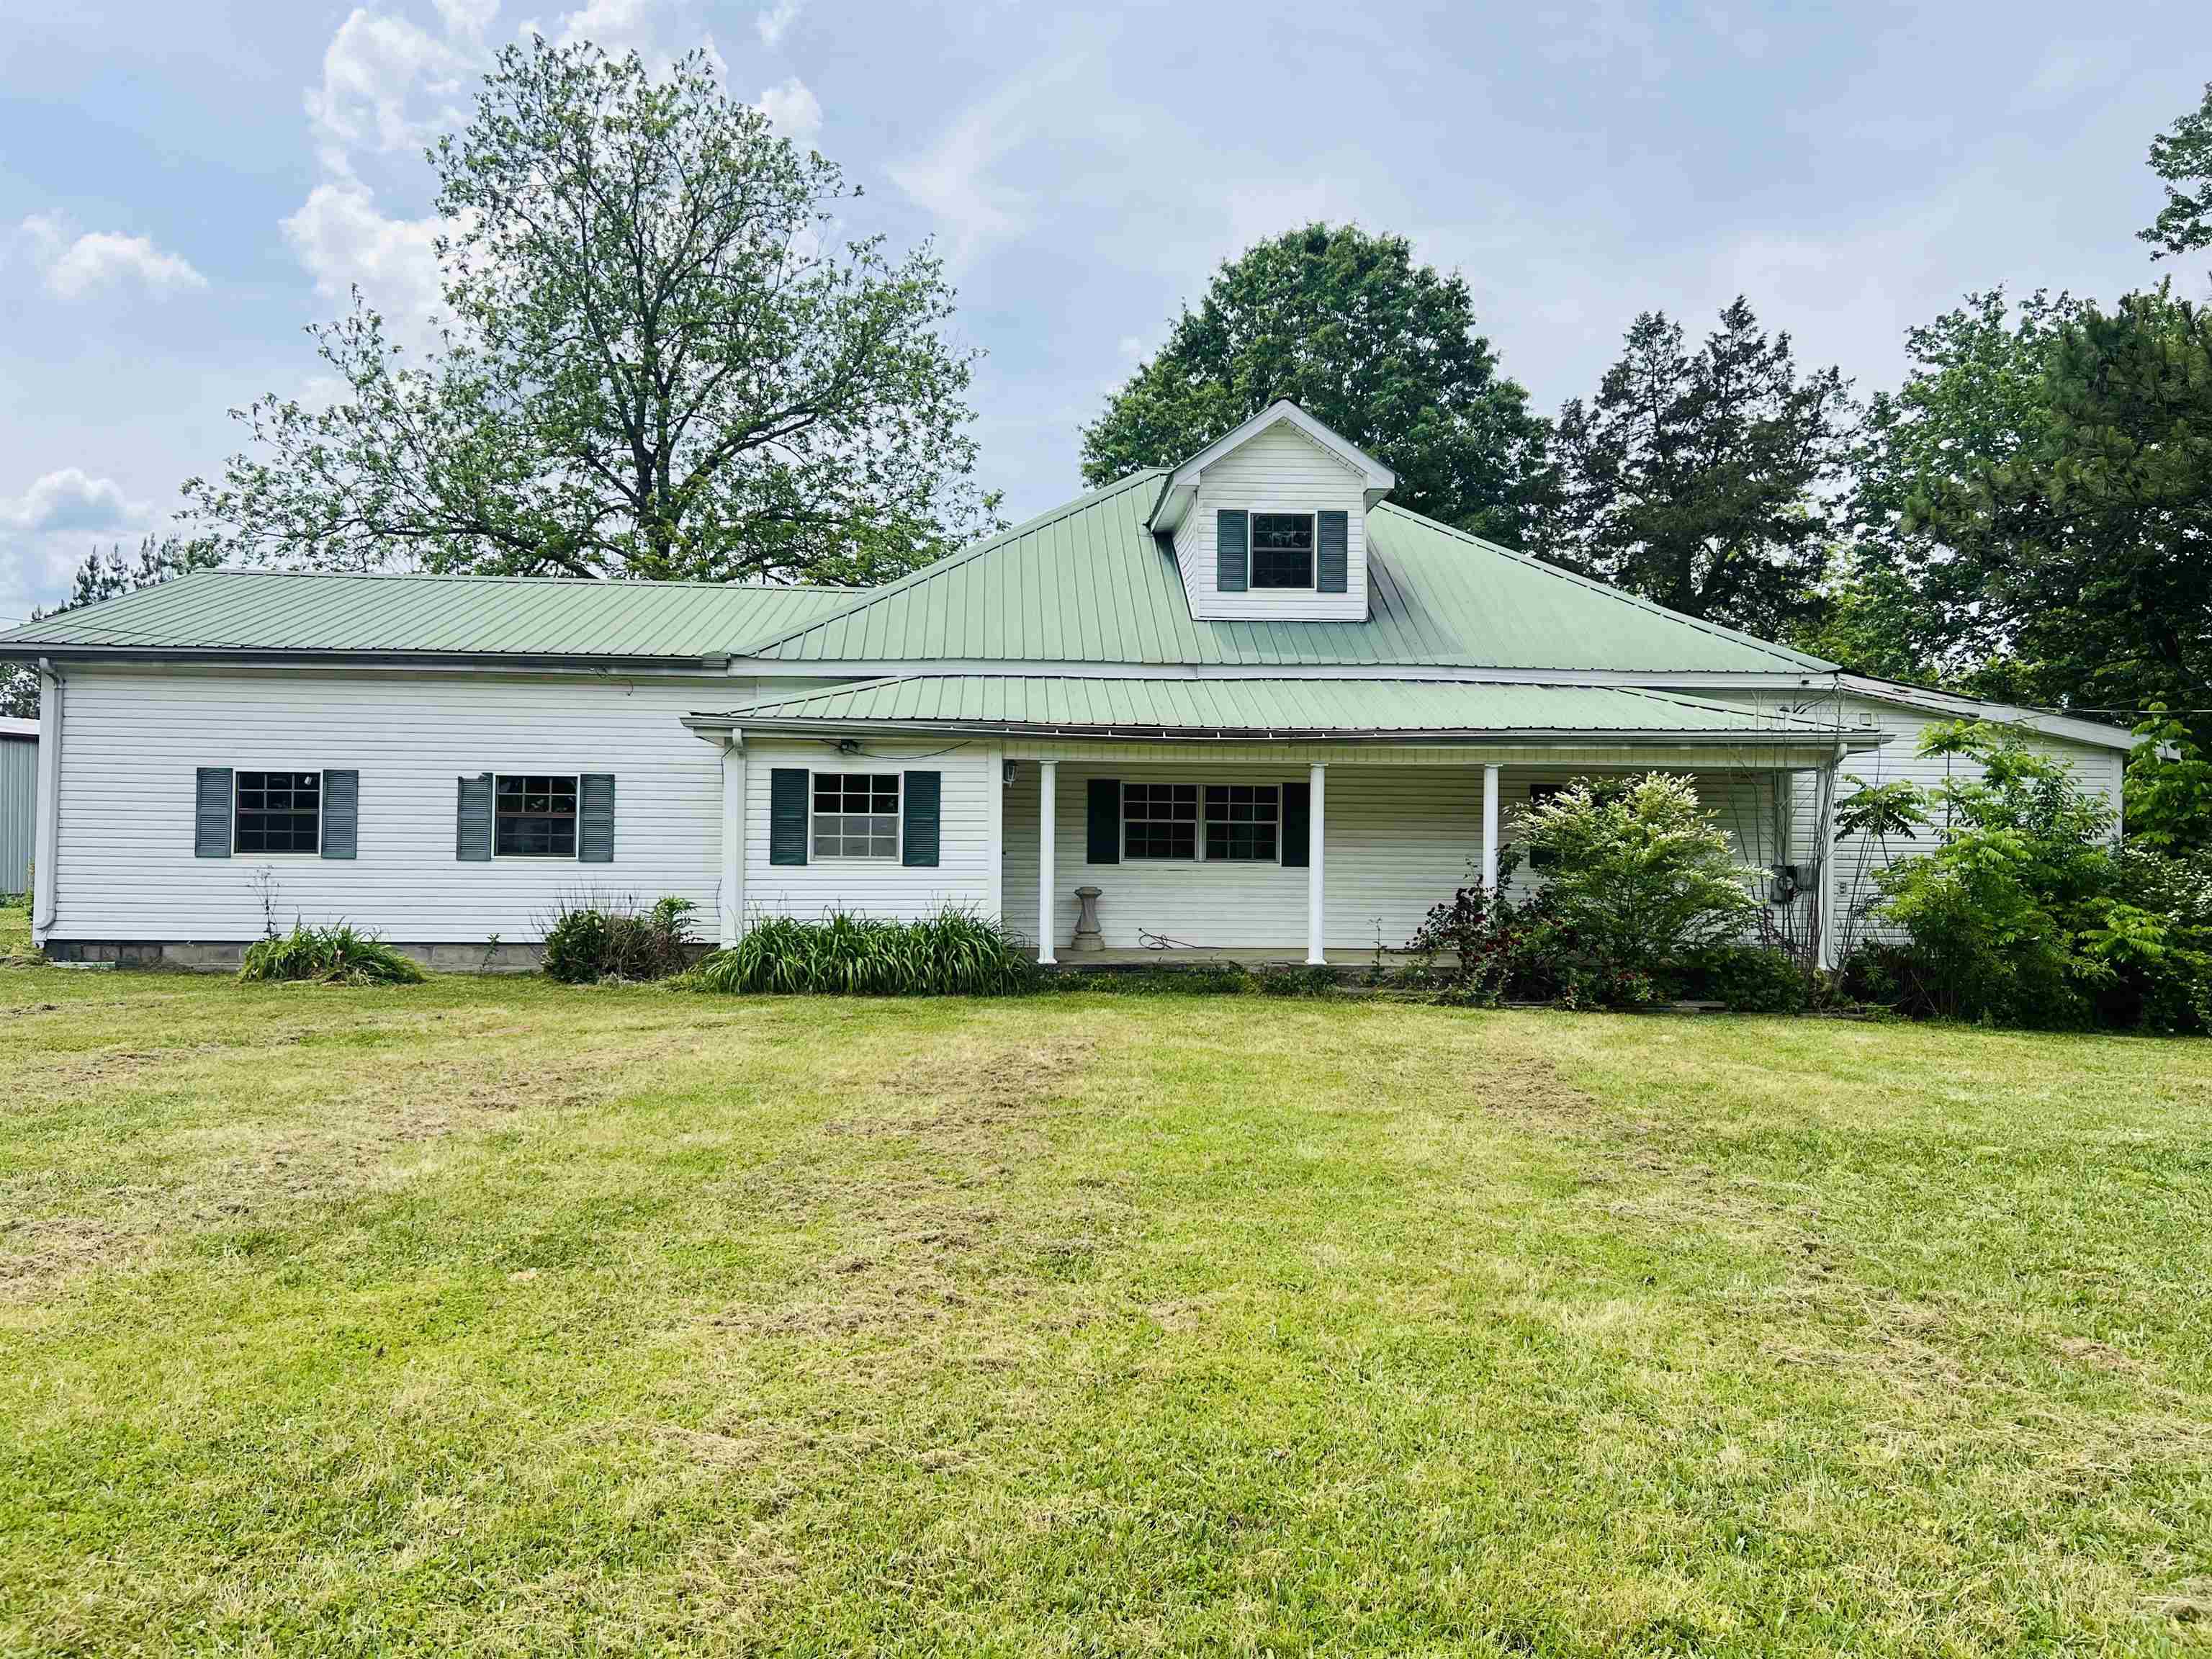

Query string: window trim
[807,768,903,863]
[490,771,582,861]
[1246,508,1317,592]
[1119,778,1285,866]
[231,766,325,858]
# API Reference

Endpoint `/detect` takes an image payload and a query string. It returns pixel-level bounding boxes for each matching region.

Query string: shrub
[1853,721,2212,1033]
[240,923,423,985]
[542,895,696,983]
[1695,943,1812,1014]
[1509,775,1762,1005]
[685,908,1032,997]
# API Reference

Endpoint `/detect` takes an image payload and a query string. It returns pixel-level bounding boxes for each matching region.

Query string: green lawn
[4,927,2211,1655]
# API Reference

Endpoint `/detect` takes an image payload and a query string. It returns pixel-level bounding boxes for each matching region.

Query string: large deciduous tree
[2141,80,2212,265]
[184,40,998,585]
[1906,286,2212,741]
[1079,224,1553,547]
[1547,298,1853,636]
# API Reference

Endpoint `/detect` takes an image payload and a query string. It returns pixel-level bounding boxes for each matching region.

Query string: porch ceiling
[686,673,1887,749]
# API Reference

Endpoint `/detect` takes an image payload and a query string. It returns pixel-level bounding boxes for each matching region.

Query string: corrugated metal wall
[0,734,35,896]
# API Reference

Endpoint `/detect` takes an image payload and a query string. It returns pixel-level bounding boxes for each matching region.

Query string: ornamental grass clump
[541,894,696,983]
[239,922,424,986]
[685,909,1033,997]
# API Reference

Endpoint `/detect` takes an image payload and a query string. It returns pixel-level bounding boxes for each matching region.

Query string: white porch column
[1816,750,1841,971]
[1037,759,1058,965]
[719,733,746,948]
[1480,763,1501,894]
[1306,762,1326,965]
[984,745,1004,923]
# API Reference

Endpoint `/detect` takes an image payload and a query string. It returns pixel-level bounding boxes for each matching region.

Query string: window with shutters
[811,772,899,859]
[1204,784,1280,861]
[234,770,322,854]
[1122,782,1198,860]
[494,774,578,858]
[1249,512,1315,589]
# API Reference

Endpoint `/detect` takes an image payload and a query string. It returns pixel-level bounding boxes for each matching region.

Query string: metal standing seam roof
[735,470,1839,675]
[693,673,1875,742]
[0,570,856,659]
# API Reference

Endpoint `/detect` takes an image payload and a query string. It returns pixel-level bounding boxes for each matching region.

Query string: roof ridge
[1367,502,1838,675]
[727,469,1170,657]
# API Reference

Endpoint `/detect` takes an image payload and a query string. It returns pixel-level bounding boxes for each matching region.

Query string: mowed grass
[4,928,2211,1653]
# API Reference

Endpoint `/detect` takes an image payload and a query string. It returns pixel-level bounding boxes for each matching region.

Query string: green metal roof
[739,471,1838,675]
[0,570,853,660]
[0,472,1838,677]
[696,673,1865,742]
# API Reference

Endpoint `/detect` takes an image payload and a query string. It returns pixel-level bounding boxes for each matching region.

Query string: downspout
[32,657,62,942]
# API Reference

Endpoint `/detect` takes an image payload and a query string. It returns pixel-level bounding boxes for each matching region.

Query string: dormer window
[1250,513,1315,589]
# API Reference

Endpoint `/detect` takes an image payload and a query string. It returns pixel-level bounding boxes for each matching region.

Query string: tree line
[8,49,2209,747]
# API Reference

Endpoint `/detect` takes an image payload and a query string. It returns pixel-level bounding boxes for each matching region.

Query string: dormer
[1148,401,1395,623]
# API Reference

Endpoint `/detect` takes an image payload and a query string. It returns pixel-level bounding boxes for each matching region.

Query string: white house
[0,403,2133,970]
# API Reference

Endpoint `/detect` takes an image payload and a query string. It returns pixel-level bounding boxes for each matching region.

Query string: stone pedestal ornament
[1071,885,1104,953]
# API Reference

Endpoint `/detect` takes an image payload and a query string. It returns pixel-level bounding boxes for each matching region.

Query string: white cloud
[282,184,448,350]
[891,55,1089,269]
[0,468,146,534]
[16,216,206,302]
[306,9,472,158]
[755,76,822,142]
[756,0,800,48]
[549,0,658,55]
[433,0,500,37]
[1116,334,1144,359]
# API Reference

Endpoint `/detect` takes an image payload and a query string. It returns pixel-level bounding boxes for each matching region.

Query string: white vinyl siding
[45,667,756,943]
[742,740,994,922]
[1173,422,1368,622]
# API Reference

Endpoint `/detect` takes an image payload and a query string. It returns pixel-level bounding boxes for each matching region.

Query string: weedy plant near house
[540,894,697,983]
[238,923,424,986]
[685,909,1033,997]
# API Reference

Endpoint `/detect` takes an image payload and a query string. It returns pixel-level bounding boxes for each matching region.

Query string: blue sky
[1,0,2203,624]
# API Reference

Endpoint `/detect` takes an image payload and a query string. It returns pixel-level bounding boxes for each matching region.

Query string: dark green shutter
[195,767,233,858]
[1317,511,1349,594]
[579,773,615,863]
[1282,781,1310,868]
[1086,778,1120,865]
[321,770,358,860]
[1216,509,1248,593]
[456,773,493,861]
[770,768,808,866]
[902,770,940,867]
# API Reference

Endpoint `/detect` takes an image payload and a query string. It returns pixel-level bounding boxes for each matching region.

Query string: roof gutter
[679,713,1890,750]
[0,645,737,674]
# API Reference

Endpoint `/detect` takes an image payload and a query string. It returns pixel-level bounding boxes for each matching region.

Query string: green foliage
[686,909,1032,997]
[1078,224,1552,547]
[1893,287,2212,743]
[1835,775,1933,844]
[183,40,998,586]
[1515,775,1763,992]
[1038,962,1256,997]
[2125,705,2212,853]
[1695,943,1813,1015]
[1858,722,2211,1031]
[1547,297,1854,635]
[239,924,425,986]
[541,895,696,983]
[2141,80,2212,263]
[1,534,215,717]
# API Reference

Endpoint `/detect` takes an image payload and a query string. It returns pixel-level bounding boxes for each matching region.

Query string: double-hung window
[495,774,578,858]
[1249,512,1315,589]
[1122,782,1198,860]
[812,773,899,859]
[1204,784,1279,861]
[234,770,322,854]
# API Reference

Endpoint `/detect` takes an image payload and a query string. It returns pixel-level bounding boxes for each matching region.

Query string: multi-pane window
[495,774,578,858]
[234,770,321,854]
[1204,784,1280,861]
[1250,512,1315,588]
[812,773,899,859]
[1122,782,1198,860]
